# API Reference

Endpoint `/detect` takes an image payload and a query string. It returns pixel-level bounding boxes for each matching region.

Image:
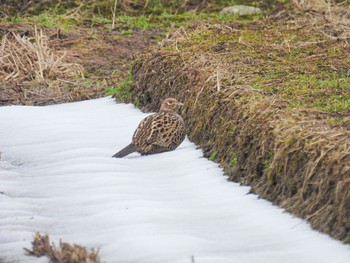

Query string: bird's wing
[145,114,168,145]
[132,113,185,151]
[132,114,156,143]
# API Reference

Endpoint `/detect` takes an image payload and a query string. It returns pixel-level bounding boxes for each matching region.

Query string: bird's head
[159,98,184,113]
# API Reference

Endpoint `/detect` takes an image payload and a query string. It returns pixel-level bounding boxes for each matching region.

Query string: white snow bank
[0,97,349,263]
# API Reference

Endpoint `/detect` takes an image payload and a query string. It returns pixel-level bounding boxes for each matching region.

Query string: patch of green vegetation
[263,151,274,184]
[12,17,24,23]
[121,30,134,36]
[82,80,95,88]
[229,155,238,167]
[284,75,350,112]
[118,15,153,30]
[105,71,133,101]
[326,116,350,126]
[254,71,350,112]
[229,124,237,135]
[113,11,250,32]
[209,151,219,161]
[92,16,111,23]
[35,13,56,27]
[8,13,78,30]
[220,116,226,125]
[154,12,237,28]
[343,231,350,243]
[284,135,297,145]
[1,1,264,38]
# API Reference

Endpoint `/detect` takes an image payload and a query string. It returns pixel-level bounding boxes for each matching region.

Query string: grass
[343,231,350,243]
[117,15,153,30]
[14,13,78,30]
[165,18,350,113]
[92,16,111,23]
[105,71,133,102]
[0,0,265,18]
[229,155,238,167]
[0,27,83,83]
[209,151,219,161]
[1,10,260,40]
[263,151,274,178]
[255,73,350,112]
[89,12,257,32]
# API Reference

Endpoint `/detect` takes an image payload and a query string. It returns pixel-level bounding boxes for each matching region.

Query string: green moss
[7,13,78,30]
[229,155,238,167]
[121,30,134,36]
[209,151,219,161]
[92,16,111,23]
[105,71,133,101]
[117,15,153,30]
[253,68,350,112]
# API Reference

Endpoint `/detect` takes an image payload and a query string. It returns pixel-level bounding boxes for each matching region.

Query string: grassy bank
[125,8,350,243]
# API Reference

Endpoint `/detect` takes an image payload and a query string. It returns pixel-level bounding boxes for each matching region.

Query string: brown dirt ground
[0,22,160,105]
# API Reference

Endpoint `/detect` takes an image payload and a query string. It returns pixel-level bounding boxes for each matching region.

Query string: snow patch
[0,97,349,263]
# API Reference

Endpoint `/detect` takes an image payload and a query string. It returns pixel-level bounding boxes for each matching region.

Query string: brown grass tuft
[24,233,101,263]
[0,26,83,84]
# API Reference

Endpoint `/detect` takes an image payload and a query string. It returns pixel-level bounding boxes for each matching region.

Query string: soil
[0,22,160,105]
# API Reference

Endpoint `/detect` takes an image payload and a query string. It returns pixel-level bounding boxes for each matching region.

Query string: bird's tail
[112,144,137,158]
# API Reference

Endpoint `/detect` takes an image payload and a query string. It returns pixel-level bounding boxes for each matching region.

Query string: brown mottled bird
[112,98,186,158]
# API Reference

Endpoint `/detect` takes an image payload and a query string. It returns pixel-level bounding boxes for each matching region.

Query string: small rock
[220,5,262,16]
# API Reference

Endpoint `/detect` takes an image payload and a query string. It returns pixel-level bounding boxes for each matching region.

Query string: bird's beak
[177,102,184,106]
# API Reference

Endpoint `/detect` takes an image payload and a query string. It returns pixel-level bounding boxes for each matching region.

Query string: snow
[0,97,349,263]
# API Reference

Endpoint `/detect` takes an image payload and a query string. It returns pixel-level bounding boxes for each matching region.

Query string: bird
[112,98,186,158]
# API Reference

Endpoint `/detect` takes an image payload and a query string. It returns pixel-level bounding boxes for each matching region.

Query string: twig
[216,68,221,92]
[112,0,118,30]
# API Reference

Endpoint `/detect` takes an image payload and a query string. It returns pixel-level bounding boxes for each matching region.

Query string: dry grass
[292,0,350,39]
[0,20,157,106]
[24,233,102,263]
[0,26,83,84]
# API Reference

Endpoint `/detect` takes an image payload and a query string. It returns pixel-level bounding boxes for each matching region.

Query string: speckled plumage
[112,98,186,158]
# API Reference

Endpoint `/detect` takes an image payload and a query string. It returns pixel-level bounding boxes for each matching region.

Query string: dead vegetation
[129,9,350,243]
[0,25,96,106]
[0,20,158,105]
[292,0,350,39]
[24,233,101,263]
[0,27,83,83]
